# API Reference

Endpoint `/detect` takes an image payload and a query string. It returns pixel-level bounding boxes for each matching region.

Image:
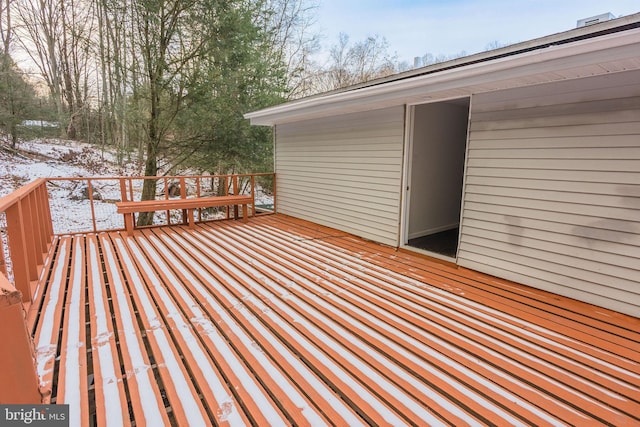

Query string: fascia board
[245,28,640,126]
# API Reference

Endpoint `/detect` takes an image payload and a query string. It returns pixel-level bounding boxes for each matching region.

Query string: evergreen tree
[170,0,287,175]
[126,0,287,225]
[0,53,38,147]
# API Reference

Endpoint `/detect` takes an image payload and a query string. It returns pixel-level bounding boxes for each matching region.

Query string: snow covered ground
[0,139,139,196]
[0,139,274,235]
[0,139,143,233]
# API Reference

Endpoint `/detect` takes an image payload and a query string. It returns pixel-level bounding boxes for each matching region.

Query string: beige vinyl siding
[460,70,640,317]
[275,106,405,246]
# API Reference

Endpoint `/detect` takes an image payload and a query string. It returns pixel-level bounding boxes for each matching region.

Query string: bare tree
[58,0,95,139]
[15,0,64,126]
[311,32,396,93]
[96,0,132,161]
[14,0,97,140]
[0,0,13,54]
[259,0,320,99]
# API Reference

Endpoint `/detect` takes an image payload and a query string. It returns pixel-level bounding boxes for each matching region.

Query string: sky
[312,0,640,65]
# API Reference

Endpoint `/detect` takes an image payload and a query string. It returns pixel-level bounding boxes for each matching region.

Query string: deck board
[30,215,640,426]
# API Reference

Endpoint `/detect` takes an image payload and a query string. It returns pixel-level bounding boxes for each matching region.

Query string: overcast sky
[312,0,639,65]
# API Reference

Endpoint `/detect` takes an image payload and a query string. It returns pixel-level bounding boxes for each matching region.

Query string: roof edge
[246,12,640,126]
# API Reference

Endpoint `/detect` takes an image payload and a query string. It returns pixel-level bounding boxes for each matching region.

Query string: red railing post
[232,175,239,219]
[119,178,128,202]
[0,229,7,277]
[250,175,255,217]
[5,202,31,303]
[222,176,229,218]
[180,177,190,226]
[164,177,171,225]
[41,183,54,239]
[25,191,43,278]
[119,178,135,233]
[272,173,277,214]
[34,184,49,255]
[87,179,98,233]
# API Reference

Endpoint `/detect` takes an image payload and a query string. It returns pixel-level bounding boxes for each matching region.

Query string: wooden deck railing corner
[0,179,54,304]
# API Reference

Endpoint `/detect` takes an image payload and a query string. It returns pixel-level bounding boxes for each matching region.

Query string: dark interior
[408,228,459,258]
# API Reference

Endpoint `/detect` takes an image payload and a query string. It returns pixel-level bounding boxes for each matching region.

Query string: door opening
[404,98,470,259]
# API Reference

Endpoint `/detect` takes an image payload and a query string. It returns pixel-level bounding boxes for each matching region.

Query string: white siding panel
[460,71,640,316]
[275,106,405,246]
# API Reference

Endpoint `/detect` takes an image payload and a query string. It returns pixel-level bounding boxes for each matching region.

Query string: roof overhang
[246,23,640,126]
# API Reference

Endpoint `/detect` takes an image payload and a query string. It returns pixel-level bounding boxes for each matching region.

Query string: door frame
[400,96,472,261]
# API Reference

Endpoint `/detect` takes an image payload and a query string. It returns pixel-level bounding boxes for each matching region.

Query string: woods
[12,0,296,175]
[0,0,401,186]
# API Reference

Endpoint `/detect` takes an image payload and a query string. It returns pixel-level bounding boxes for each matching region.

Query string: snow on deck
[30,215,640,426]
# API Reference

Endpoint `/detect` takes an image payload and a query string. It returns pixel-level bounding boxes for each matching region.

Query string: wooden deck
[29,215,640,426]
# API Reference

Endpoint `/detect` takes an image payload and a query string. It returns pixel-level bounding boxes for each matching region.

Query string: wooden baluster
[23,195,39,285]
[25,192,42,274]
[37,183,52,252]
[0,226,7,277]
[180,177,193,227]
[87,179,98,233]
[41,182,54,239]
[223,176,229,218]
[119,178,134,234]
[196,177,202,223]
[6,202,30,302]
[119,178,128,202]
[232,175,239,219]
[164,177,171,226]
[273,173,277,214]
[250,175,255,218]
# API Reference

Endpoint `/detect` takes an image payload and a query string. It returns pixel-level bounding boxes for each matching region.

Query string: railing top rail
[46,172,275,182]
[0,178,48,212]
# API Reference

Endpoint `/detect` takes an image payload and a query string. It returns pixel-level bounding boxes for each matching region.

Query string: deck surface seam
[29,215,640,426]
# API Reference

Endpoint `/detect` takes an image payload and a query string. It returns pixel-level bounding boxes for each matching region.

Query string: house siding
[459,71,640,316]
[275,106,406,246]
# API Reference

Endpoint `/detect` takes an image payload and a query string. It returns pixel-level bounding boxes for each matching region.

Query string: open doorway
[404,98,470,259]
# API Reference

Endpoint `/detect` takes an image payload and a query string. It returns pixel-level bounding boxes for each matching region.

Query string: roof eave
[246,26,640,126]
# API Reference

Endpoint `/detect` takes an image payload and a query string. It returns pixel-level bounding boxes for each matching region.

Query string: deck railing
[46,173,275,235]
[0,172,275,403]
[0,178,54,304]
[0,173,275,303]
[0,173,275,289]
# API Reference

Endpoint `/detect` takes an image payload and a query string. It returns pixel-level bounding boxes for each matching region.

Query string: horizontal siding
[275,106,405,246]
[464,167,640,185]
[460,71,640,317]
[462,212,640,260]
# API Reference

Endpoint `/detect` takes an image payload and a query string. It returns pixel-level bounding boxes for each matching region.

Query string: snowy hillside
[0,139,273,234]
[0,139,141,198]
[0,139,145,233]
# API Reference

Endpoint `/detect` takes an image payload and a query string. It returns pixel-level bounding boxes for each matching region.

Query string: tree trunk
[136,139,158,226]
[137,64,161,226]
[1,0,12,55]
[10,122,17,148]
